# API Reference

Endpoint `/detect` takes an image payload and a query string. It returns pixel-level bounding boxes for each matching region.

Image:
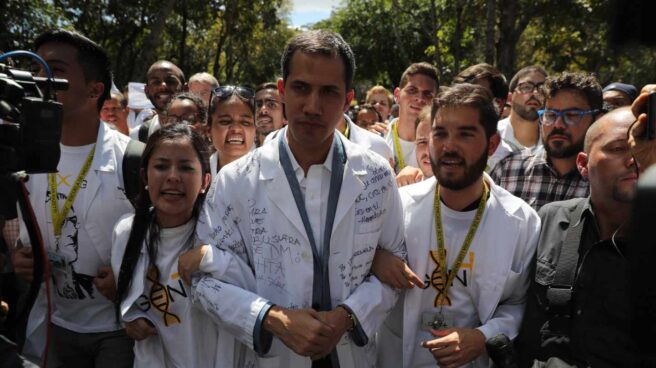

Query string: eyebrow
[38,59,69,69]
[153,157,194,163]
[216,113,253,119]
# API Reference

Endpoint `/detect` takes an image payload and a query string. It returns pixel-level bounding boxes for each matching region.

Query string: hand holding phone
[647,92,656,140]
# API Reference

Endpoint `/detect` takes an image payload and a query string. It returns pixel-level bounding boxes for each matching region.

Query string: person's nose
[303,90,321,116]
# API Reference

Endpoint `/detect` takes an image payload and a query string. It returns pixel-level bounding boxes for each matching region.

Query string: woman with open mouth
[207,86,257,177]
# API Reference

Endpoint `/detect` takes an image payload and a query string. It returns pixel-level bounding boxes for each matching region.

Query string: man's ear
[487,132,501,157]
[576,151,589,179]
[88,81,105,101]
[394,87,401,104]
[344,89,355,113]
[277,78,285,99]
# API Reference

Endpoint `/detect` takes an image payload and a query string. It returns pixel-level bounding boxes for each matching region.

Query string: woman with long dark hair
[110,124,251,367]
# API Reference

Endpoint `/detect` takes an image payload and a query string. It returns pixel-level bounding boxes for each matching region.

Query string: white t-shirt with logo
[114,217,222,368]
[46,143,119,333]
[411,202,483,368]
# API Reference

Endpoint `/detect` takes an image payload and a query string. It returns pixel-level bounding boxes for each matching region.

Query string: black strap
[138,121,150,143]
[122,139,145,208]
[545,199,588,315]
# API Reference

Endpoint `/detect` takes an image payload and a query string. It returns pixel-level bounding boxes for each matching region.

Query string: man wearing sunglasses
[490,72,602,210]
[192,30,406,368]
[488,65,547,170]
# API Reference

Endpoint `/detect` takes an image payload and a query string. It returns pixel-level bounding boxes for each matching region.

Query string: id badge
[420,310,454,331]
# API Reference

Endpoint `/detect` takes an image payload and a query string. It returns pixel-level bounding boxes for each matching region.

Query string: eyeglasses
[515,82,544,94]
[537,108,599,126]
[212,85,255,101]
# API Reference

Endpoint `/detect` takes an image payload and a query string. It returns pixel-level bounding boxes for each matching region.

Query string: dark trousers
[48,324,134,368]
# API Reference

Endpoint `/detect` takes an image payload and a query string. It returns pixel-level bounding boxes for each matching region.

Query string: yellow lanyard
[392,121,405,170]
[48,145,96,237]
[430,181,489,306]
[344,123,350,140]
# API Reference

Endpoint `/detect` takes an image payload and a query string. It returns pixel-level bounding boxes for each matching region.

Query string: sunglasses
[208,85,255,126]
[212,85,255,100]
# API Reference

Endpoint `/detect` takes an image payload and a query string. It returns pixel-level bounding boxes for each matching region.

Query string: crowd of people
[1,27,656,368]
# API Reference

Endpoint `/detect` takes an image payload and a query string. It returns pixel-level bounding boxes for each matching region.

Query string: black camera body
[0,62,67,219]
[0,63,65,174]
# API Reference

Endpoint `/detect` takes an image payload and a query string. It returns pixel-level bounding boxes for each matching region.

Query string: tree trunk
[485,0,496,64]
[140,0,176,77]
[451,0,466,74]
[496,0,538,75]
[429,0,443,79]
[391,0,410,67]
[179,3,188,72]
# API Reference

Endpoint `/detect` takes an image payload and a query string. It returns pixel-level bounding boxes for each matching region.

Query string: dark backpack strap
[122,139,145,208]
[138,121,150,143]
[545,199,589,315]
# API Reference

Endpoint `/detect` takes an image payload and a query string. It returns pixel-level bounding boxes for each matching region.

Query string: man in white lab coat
[192,30,406,368]
[376,83,540,368]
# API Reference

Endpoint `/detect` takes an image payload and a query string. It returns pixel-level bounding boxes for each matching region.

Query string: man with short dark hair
[488,66,547,169]
[385,62,439,173]
[453,63,509,114]
[515,107,646,367]
[491,72,602,210]
[375,83,539,367]
[254,82,285,146]
[130,60,186,141]
[11,29,134,366]
[190,30,407,367]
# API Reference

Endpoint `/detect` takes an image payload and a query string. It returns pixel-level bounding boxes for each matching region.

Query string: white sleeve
[341,173,406,342]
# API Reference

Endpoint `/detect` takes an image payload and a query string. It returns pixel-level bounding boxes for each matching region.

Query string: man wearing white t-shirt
[384,62,438,173]
[376,83,540,368]
[11,30,134,366]
[488,66,547,170]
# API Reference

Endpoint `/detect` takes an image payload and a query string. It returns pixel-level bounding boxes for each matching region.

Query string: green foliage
[314,0,656,95]
[3,0,656,92]
[1,0,298,87]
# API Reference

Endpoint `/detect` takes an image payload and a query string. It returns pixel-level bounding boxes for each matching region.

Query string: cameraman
[10,30,134,367]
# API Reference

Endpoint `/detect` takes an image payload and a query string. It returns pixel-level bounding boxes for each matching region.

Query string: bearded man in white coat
[189,30,407,368]
[375,83,540,368]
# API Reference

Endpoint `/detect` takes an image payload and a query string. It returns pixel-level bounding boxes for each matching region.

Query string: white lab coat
[18,123,134,362]
[345,116,394,164]
[194,128,407,368]
[377,175,541,368]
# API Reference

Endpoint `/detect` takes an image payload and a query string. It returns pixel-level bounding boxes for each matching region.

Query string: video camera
[0,51,68,219]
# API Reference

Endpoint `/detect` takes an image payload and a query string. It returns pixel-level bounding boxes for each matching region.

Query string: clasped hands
[263,305,353,361]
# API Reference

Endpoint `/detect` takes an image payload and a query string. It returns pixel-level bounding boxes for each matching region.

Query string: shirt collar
[282,130,335,175]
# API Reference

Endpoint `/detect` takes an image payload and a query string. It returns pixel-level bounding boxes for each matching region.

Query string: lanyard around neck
[48,144,96,237]
[278,133,346,311]
[392,121,405,171]
[430,181,488,307]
